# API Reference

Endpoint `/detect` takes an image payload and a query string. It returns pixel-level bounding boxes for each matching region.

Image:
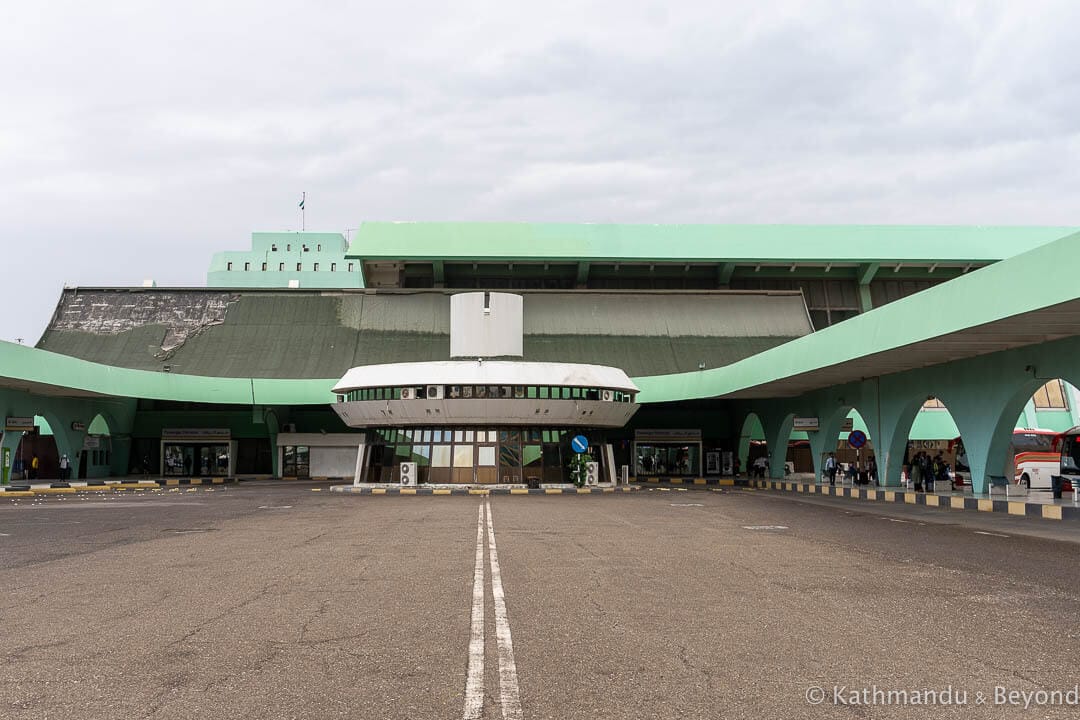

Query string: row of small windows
[270,243,321,252]
[342,385,636,403]
[226,261,355,272]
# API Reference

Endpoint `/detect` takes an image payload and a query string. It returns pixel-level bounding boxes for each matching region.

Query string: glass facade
[363,427,602,484]
[342,385,635,403]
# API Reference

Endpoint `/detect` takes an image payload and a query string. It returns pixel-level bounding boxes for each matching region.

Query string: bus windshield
[1062,435,1080,473]
[1012,432,1054,454]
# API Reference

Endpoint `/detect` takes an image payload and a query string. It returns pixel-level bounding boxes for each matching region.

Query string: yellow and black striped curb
[330,485,641,496]
[633,477,740,487]
[158,477,235,486]
[1,482,216,498]
[748,479,1079,521]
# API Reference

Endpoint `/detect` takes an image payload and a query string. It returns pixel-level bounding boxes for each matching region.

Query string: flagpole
[301,192,306,231]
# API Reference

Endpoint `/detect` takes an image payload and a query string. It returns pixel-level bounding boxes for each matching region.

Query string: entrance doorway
[163,443,230,477]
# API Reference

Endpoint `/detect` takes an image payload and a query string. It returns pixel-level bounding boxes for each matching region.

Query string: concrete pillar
[763,412,794,479]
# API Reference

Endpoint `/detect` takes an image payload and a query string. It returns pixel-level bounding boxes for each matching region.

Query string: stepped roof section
[344,222,1078,290]
[207,231,363,289]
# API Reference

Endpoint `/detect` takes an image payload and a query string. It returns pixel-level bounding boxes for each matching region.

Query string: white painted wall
[450,292,523,358]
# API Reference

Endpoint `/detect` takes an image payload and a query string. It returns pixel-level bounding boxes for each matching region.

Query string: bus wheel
[1021,473,1030,489]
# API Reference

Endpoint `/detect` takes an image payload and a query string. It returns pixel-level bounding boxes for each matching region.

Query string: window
[243,262,250,271]
[279,262,285,271]
[317,244,322,251]
[348,263,354,272]
[331,263,337,272]
[302,245,309,252]
[271,244,277,251]
[1033,379,1069,409]
[226,262,233,271]
[313,262,320,271]
[296,263,302,271]
[261,262,267,271]
[923,397,946,409]
[287,244,291,251]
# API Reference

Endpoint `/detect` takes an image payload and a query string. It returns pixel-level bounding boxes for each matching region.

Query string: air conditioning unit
[600,389,614,402]
[400,462,417,486]
[585,462,599,485]
[401,387,416,400]
[426,385,444,400]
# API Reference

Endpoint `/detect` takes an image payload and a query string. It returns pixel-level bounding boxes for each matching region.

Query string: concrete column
[763,412,794,479]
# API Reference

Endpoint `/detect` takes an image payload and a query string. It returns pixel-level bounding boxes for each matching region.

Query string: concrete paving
[1,484,1079,718]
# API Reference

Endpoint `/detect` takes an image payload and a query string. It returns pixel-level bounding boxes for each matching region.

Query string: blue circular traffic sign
[847,430,867,449]
[571,435,589,453]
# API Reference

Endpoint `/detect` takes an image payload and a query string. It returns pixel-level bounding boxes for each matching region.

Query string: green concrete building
[3,222,1080,492]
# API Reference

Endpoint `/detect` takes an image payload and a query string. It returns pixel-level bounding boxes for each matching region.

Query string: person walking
[824,452,838,486]
[922,452,934,493]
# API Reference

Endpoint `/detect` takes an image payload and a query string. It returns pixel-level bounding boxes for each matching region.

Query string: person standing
[824,452,837,486]
[59,454,70,481]
[911,452,923,491]
[30,453,40,481]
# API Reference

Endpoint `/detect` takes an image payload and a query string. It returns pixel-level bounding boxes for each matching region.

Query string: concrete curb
[746,479,1080,521]
[330,485,641,496]
[634,477,743,487]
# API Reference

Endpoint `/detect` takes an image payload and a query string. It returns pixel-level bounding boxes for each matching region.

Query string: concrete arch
[983,373,1080,489]
[766,412,796,479]
[889,393,970,490]
[737,412,765,477]
[881,395,926,487]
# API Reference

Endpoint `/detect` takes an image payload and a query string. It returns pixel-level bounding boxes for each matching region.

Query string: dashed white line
[463,503,486,720]
[485,500,523,720]
[974,531,1011,538]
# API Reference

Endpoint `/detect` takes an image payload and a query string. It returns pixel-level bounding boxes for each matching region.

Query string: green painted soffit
[633,229,1080,403]
[0,341,337,405]
[347,222,1077,264]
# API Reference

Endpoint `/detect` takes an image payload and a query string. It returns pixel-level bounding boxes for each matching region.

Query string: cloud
[0,0,1078,342]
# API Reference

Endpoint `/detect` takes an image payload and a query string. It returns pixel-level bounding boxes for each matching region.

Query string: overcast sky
[2,0,1079,343]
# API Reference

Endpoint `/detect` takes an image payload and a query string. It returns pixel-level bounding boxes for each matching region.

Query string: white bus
[1012,428,1062,490]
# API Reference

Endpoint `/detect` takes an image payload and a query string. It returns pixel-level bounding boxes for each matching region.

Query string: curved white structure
[332,360,640,428]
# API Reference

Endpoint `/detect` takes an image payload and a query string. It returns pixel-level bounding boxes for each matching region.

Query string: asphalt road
[1,485,1079,719]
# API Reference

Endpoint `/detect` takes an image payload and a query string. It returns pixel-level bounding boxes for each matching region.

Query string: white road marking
[0,532,10,536]
[257,505,293,509]
[742,525,789,531]
[463,503,486,720]
[670,503,704,507]
[974,531,1011,538]
[485,500,523,720]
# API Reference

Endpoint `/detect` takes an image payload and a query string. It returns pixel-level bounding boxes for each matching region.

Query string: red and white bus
[1012,428,1061,490]
[1056,426,1080,492]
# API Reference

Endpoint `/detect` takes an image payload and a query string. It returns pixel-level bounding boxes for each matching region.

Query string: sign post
[1,447,9,486]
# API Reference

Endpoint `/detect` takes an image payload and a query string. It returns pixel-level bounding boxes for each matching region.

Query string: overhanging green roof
[347,222,1078,263]
[634,230,1080,402]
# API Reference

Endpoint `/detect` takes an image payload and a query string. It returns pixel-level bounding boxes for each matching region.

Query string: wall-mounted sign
[841,418,854,432]
[793,417,819,431]
[706,451,721,475]
[634,429,702,443]
[162,428,231,443]
[4,417,34,432]
[83,436,101,449]
[71,421,86,432]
